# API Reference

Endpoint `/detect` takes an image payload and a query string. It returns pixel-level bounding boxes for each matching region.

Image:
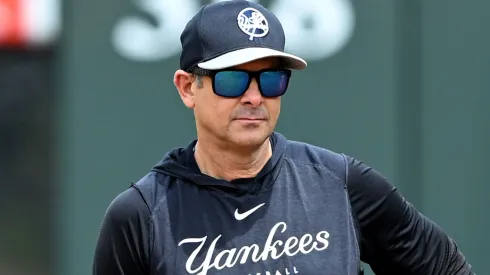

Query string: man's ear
[174,70,196,109]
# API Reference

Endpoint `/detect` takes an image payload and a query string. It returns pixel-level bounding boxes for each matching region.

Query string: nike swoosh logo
[234,203,265,221]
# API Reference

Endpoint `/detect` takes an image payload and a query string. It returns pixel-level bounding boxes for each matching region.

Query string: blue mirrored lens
[214,71,250,97]
[259,71,289,97]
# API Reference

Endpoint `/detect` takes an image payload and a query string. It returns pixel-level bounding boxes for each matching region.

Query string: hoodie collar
[152,132,288,196]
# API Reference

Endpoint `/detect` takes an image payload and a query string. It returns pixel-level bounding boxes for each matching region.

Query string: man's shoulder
[130,170,176,212]
[284,139,347,181]
[103,184,151,225]
[101,169,180,231]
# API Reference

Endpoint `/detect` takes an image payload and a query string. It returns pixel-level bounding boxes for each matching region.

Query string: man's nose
[240,79,263,107]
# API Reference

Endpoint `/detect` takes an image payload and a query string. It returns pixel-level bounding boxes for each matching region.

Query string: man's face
[176,57,284,148]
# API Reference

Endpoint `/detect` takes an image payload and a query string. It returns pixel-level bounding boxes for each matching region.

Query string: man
[93,1,474,274]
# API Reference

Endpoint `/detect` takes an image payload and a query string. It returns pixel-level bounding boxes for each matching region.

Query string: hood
[151,132,288,196]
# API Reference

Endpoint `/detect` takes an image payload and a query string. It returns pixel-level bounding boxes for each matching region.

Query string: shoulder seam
[130,183,152,214]
[340,153,363,267]
[129,183,155,268]
[340,153,349,185]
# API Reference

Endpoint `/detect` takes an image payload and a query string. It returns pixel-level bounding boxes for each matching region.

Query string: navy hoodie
[93,132,473,275]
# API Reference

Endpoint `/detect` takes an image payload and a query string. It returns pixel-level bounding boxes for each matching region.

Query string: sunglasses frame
[191,67,292,98]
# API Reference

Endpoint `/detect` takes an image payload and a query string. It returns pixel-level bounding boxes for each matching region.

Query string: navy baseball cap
[179,0,307,72]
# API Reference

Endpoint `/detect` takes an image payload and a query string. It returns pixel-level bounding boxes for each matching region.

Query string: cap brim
[197,47,307,70]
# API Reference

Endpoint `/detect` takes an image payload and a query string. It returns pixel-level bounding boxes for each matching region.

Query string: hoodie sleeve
[93,186,152,275]
[345,155,474,275]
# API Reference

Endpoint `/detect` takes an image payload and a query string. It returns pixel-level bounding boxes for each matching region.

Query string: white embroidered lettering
[314,231,330,251]
[178,222,330,274]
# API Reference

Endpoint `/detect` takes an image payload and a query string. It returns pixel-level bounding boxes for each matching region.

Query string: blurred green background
[0,0,488,274]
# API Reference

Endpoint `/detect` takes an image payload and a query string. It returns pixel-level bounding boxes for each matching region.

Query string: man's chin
[227,129,272,149]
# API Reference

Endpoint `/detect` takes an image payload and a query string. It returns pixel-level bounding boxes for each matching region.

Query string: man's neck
[194,138,272,181]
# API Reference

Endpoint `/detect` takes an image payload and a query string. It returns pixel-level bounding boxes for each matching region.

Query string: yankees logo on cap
[179,0,307,72]
[237,8,269,41]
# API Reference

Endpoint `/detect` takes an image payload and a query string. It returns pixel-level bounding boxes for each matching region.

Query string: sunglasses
[192,67,292,98]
